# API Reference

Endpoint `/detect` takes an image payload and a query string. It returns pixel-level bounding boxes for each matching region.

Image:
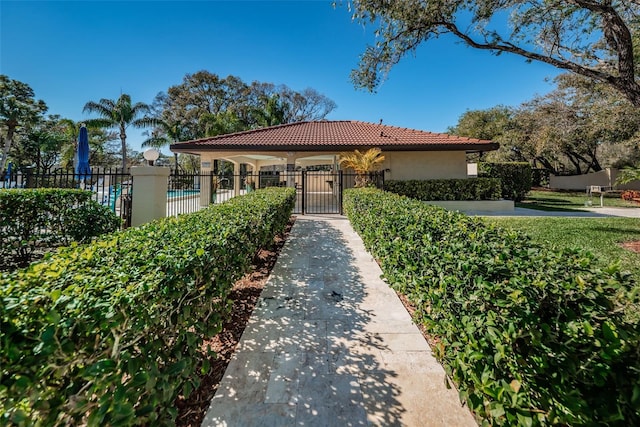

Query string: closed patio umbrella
[4,161,11,182]
[75,124,91,181]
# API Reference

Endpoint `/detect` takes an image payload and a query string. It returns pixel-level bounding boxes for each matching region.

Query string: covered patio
[169,120,498,212]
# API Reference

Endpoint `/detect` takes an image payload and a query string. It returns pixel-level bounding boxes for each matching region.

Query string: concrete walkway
[202,215,477,427]
[467,206,640,218]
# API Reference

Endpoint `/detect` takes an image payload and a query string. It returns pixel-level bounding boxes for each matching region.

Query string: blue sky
[1,0,559,154]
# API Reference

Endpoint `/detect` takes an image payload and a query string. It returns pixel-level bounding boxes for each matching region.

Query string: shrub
[344,188,640,426]
[0,189,121,268]
[0,187,296,426]
[479,162,532,201]
[531,168,550,187]
[621,190,640,202]
[384,178,501,201]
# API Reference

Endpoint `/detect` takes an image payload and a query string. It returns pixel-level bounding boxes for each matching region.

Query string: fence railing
[2,167,384,226]
[166,170,384,216]
[1,168,133,228]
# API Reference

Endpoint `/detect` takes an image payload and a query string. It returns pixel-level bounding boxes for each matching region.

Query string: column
[200,160,213,207]
[130,166,171,227]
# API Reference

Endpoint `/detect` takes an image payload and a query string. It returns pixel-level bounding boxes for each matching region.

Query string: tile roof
[170,120,498,153]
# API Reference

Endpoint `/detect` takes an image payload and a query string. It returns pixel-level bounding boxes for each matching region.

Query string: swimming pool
[167,189,200,199]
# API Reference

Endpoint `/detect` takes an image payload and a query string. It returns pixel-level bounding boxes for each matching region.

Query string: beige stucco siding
[382,151,468,180]
[198,150,470,181]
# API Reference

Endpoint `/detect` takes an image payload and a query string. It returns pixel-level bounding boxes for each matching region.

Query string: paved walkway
[202,215,477,427]
[467,206,640,218]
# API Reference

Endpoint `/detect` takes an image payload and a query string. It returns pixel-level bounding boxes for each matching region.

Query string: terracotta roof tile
[170,120,498,153]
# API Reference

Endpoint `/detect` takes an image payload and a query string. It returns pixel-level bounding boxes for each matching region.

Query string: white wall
[550,168,640,191]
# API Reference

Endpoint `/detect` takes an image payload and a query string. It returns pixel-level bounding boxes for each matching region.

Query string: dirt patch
[174,218,294,427]
[620,240,640,254]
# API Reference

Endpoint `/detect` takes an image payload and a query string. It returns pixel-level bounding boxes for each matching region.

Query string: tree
[154,72,338,143]
[252,94,289,127]
[449,73,640,174]
[0,75,47,172]
[13,116,68,173]
[616,166,640,184]
[447,105,514,144]
[338,147,385,187]
[279,87,337,122]
[347,1,640,106]
[83,94,157,170]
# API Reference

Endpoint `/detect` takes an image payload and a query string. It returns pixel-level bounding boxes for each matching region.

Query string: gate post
[301,170,306,215]
[130,166,170,227]
[339,170,344,215]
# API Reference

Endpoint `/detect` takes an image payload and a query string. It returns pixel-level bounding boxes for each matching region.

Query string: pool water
[167,189,200,199]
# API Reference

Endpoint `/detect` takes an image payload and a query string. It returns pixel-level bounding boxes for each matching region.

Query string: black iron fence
[166,169,384,216]
[1,168,133,228]
[2,168,385,225]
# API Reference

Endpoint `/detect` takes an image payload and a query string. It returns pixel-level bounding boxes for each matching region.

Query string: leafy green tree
[83,94,157,170]
[616,166,640,184]
[56,120,119,170]
[0,75,47,172]
[253,94,289,127]
[450,73,640,174]
[347,0,640,106]
[155,71,337,142]
[448,106,513,142]
[12,116,68,172]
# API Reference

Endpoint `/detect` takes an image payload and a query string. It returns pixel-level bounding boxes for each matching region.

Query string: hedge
[479,162,532,201]
[0,189,121,269]
[384,178,501,201]
[344,188,640,426]
[0,187,296,426]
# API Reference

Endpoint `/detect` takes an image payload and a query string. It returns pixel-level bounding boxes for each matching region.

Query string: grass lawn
[518,189,639,211]
[485,216,640,281]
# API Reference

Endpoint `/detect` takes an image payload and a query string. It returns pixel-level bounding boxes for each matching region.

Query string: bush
[621,190,640,202]
[531,168,550,187]
[344,188,640,426]
[384,178,501,201]
[479,162,532,201]
[0,189,121,268]
[0,187,296,426]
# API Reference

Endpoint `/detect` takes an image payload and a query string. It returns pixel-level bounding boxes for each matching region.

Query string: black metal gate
[164,170,383,216]
[295,171,384,215]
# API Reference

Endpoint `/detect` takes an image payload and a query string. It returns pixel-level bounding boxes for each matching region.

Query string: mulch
[174,217,295,427]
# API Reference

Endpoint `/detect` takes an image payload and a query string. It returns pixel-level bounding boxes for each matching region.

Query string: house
[169,120,498,180]
[170,120,500,213]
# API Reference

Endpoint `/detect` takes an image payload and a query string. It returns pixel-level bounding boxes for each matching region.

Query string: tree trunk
[0,126,15,173]
[534,156,557,175]
[565,152,583,174]
[120,124,127,171]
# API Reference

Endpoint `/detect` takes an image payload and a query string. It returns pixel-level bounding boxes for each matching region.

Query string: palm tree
[83,94,157,170]
[338,148,385,187]
[142,119,188,170]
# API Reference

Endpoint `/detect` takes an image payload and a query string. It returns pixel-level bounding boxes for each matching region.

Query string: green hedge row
[0,187,296,426]
[478,162,532,201]
[383,178,501,201]
[344,188,639,426]
[0,189,121,269]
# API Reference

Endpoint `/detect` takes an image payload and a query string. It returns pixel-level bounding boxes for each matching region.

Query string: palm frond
[616,167,640,185]
[133,116,161,129]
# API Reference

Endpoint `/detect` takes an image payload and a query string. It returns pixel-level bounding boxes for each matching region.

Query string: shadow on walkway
[202,215,476,427]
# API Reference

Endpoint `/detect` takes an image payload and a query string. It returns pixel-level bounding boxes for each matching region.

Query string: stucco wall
[200,150,471,181]
[550,168,640,191]
[382,151,468,181]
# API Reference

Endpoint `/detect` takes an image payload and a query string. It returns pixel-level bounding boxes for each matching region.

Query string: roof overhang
[169,120,499,155]
[170,142,500,155]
